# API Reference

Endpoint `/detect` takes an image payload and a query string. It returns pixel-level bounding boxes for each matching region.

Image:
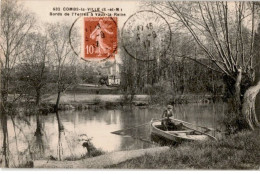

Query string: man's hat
[167,105,173,109]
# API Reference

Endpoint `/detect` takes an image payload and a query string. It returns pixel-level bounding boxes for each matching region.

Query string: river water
[0,103,226,166]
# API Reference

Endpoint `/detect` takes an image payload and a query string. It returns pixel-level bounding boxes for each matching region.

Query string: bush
[220,98,248,134]
[93,97,101,105]
[147,80,175,105]
[82,141,105,157]
[88,148,105,157]
[121,92,135,105]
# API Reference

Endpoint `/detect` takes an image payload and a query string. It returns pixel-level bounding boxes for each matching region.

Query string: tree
[120,23,223,104]
[0,0,35,108]
[152,1,260,130]
[18,33,50,106]
[47,23,79,111]
[0,0,35,167]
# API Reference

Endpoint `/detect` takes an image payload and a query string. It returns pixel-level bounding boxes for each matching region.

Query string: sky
[18,1,255,63]
[19,0,143,62]
[21,0,140,28]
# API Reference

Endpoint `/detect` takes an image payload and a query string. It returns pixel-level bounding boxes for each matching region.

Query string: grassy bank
[109,129,260,169]
[10,92,220,115]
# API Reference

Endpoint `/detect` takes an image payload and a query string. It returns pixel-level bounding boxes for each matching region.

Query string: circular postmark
[69,11,118,63]
[121,10,172,62]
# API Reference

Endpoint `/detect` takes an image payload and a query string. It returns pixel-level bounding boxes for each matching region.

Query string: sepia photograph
[0,0,260,169]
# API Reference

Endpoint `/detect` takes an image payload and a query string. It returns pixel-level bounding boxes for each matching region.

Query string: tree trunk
[34,114,43,136]
[242,80,260,130]
[1,75,9,113]
[222,70,247,133]
[35,88,42,136]
[54,91,61,112]
[1,62,9,167]
[35,89,41,106]
[256,92,260,120]
[235,69,242,105]
[55,111,64,132]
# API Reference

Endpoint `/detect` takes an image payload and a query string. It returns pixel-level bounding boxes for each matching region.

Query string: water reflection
[0,103,225,167]
[1,112,9,167]
[32,114,45,160]
[56,111,65,161]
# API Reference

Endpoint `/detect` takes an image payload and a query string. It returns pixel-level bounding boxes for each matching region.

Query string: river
[0,103,226,166]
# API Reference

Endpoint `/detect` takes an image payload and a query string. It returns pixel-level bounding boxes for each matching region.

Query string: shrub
[220,98,248,134]
[93,97,101,105]
[148,80,175,105]
[121,92,135,105]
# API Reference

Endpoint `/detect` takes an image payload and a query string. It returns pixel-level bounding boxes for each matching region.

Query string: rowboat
[150,118,217,143]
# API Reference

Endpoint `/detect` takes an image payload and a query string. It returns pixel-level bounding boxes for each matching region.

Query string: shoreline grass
[108,129,260,169]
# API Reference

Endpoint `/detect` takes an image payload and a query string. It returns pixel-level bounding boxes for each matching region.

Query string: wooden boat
[150,118,217,143]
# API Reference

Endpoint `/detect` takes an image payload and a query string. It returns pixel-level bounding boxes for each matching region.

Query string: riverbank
[34,94,150,114]
[44,93,219,105]
[33,146,169,168]
[7,91,223,116]
[38,93,220,112]
[12,93,223,116]
[108,129,260,169]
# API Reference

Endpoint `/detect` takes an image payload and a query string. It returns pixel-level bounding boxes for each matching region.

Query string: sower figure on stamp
[161,105,175,130]
[90,19,114,56]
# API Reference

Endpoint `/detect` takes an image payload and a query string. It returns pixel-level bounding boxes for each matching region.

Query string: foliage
[15,33,51,105]
[77,62,108,84]
[93,96,101,105]
[0,0,35,106]
[146,80,174,104]
[146,1,260,130]
[80,134,105,158]
[120,94,135,105]
[46,22,80,110]
[120,28,225,97]
[220,112,245,135]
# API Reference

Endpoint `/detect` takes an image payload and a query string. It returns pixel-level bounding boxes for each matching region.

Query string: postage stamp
[84,17,117,60]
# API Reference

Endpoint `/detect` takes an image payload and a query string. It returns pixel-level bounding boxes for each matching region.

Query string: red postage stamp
[84,17,117,60]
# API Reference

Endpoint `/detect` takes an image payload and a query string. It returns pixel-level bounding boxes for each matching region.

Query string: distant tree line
[120,32,224,100]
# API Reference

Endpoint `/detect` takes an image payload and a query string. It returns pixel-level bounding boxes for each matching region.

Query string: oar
[111,118,164,135]
[111,122,150,135]
[170,118,215,131]
[181,124,218,141]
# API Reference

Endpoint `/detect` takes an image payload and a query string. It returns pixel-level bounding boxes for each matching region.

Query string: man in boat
[161,105,175,130]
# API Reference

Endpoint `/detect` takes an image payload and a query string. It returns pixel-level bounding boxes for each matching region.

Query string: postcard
[0,0,260,169]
